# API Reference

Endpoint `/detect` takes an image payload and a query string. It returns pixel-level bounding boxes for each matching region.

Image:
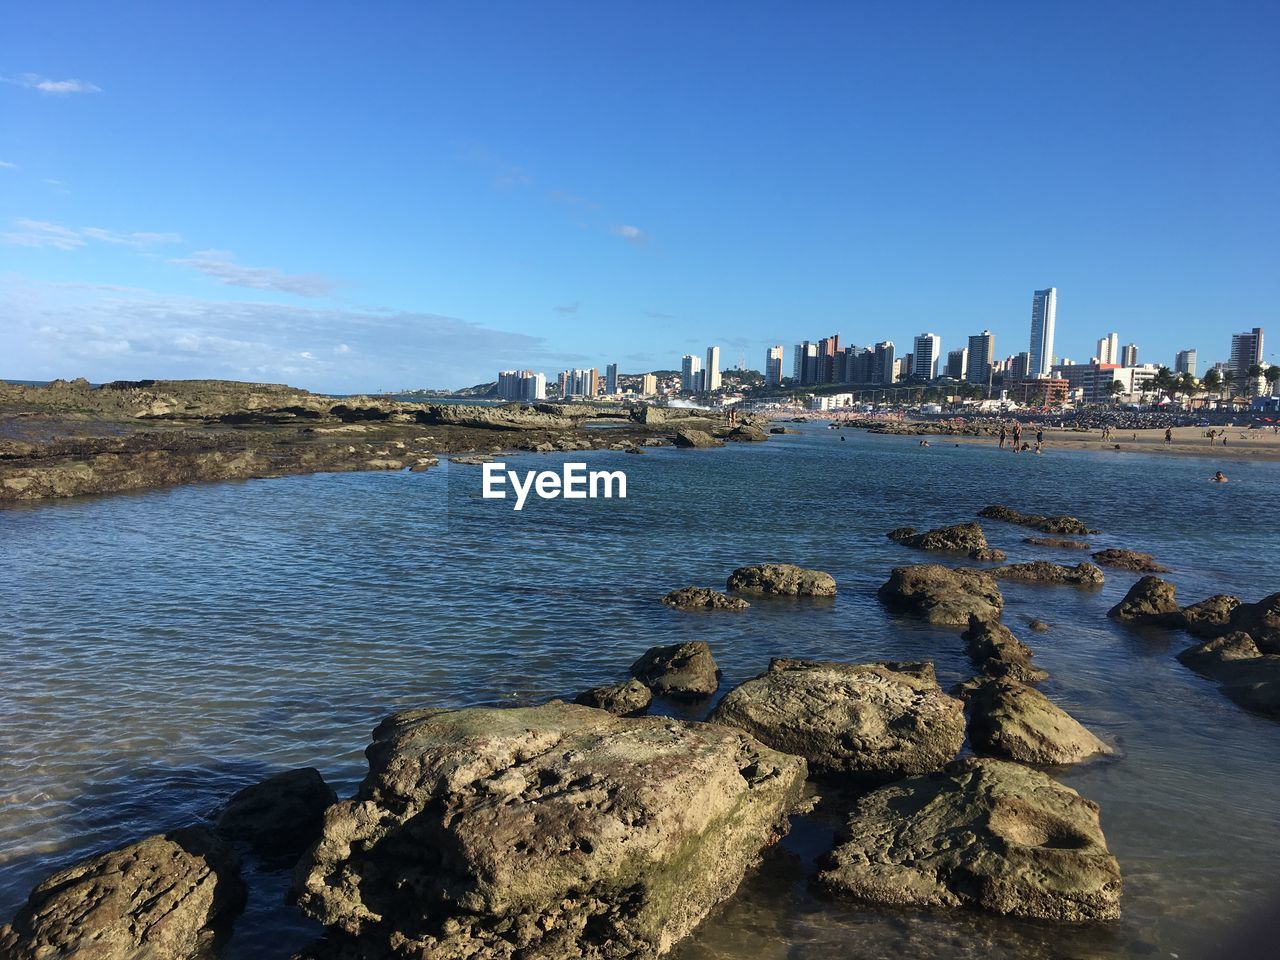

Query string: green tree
[1222,369,1236,398]
[1203,368,1221,399]
[1104,379,1125,404]
[1246,364,1264,396]
[1152,366,1176,403]
[1265,366,1280,396]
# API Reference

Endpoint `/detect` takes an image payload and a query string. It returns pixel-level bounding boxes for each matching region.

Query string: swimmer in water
[1212,471,1228,482]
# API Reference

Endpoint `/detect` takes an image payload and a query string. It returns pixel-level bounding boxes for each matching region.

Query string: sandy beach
[955,424,1280,462]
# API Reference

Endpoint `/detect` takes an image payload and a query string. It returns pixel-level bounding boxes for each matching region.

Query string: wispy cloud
[170,250,339,298]
[454,142,530,190]
[553,302,579,315]
[610,224,647,244]
[644,310,676,320]
[2,277,561,392]
[3,73,102,96]
[1,218,181,251]
[548,190,600,211]
[0,160,18,170]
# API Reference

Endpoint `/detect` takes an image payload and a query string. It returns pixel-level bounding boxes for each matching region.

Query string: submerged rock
[671,428,722,448]
[817,758,1121,922]
[1091,548,1169,573]
[293,703,808,960]
[978,505,1092,536]
[885,522,992,558]
[215,767,336,860]
[1169,594,1242,637]
[0,828,245,960]
[631,640,720,697]
[1176,632,1280,717]
[877,564,1003,625]
[726,563,836,597]
[1108,576,1179,624]
[1177,631,1262,672]
[966,679,1112,765]
[1228,593,1280,654]
[573,678,653,716]
[709,659,964,778]
[962,616,1048,684]
[723,425,769,442]
[1024,536,1091,550]
[987,561,1105,587]
[661,586,750,611]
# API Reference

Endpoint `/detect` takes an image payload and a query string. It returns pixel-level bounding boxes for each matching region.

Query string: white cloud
[610,224,647,243]
[1,218,181,251]
[0,160,18,170]
[170,249,339,298]
[334,343,350,354]
[3,73,102,95]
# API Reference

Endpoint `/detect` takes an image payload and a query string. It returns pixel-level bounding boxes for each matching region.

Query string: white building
[705,345,721,392]
[1175,349,1198,376]
[680,354,702,393]
[809,393,854,411]
[1029,287,1057,377]
[913,333,942,379]
[764,345,784,387]
[1096,332,1119,365]
[496,369,546,401]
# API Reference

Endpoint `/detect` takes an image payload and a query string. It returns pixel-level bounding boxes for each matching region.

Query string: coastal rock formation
[417,404,576,431]
[1024,536,1091,550]
[661,586,750,611]
[1176,633,1280,717]
[292,703,808,960]
[709,659,965,778]
[1228,593,1280,653]
[1091,549,1170,573]
[966,679,1112,765]
[0,828,245,960]
[724,425,769,442]
[969,548,1008,562]
[573,678,653,716]
[671,428,722,448]
[987,561,1105,587]
[1108,576,1179,624]
[1028,618,1050,633]
[769,426,799,434]
[978,505,1092,536]
[817,758,1121,922]
[631,640,720,697]
[1169,595,1242,637]
[214,767,337,860]
[877,564,1004,625]
[886,522,1005,561]
[962,616,1048,684]
[726,563,837,597]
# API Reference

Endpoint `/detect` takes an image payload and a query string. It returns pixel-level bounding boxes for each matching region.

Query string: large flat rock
[966,678,1112,765]
[293,703,808,959]
[877,564,1003,625]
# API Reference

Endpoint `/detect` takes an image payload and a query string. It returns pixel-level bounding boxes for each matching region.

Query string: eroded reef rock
[661,586,750,611]
[877,564,1004,625]
[631,641,720,697]
[978,505,1093,536]
[965,679,1112,765]
[727,564,837,597]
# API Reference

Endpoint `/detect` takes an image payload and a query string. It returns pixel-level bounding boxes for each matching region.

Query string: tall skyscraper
[705,345,721,392]
[793,341,818,384]
[1230,328,1264,377]
[764,345,784,387]
[496,370,546,401]
[680,354,702,393]
[912,333,942,379]
[1029,287,1057,378]
[605,363,618,394]
[945,348,968,380]
[1096,332,1119,365]
[640,373,658,395]
[1174,349,1198,376]
[816,334,840,384]
[560,368,597,398]
[871,341,896,384]
[967,330,995,386]
[1120,343,1138,367]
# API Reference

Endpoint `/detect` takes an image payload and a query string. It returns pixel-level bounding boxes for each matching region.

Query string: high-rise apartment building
[605,363,618,394]
[912,333,942,379]
[764,345,784,387]
[1174,349,1198,377]
[496,369,546,401]
[871,341,896,384]
[793,341,819,384]
[680,354,702,393]
[945,348,968,380]
[704,345,721,392]
[1230,328,1264,377]
[1029,287,1057,377]
[1120,343,1138,367]
[640,373,658,395]
[1096,332,1119,365]
[816,334,840,384]
[559,368,597,398]
[967,330,995,386]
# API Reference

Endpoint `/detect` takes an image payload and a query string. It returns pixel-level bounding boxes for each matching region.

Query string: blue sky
[2,1,1277,391]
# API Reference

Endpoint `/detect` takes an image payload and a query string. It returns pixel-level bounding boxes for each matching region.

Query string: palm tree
[1178,372,1198,408]
[1104,379,1125,404]
[1222,369,1236,399]
[1265,366,1280,397]
[1203,368,1221,399]
[1152,367,1176,405]
[1246,364,1264,397]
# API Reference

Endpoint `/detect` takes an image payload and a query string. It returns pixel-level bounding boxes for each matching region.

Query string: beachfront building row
[497,369,547,401]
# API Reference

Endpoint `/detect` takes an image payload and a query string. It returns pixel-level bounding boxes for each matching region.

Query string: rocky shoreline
[0,379,766,503]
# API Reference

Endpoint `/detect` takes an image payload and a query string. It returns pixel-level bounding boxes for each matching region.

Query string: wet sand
[956,425,1280,462]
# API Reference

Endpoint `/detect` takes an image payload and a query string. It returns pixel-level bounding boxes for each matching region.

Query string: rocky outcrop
[1176,633,1280,717]
[817,758,1121,922]
[962,616,1048,684]
[986,561,1105,587]
[1228,594,1280,654]
[573,678,653,716]
[1091,549,1169,573]
[877,564,1003,625]
[417,404,575,431]
[978,505,1092,536]
[768,426,799,435]
[0,828,245,960]
[1169,595,1242,637]
[631,641,720,697]
[671,428,722,448]
[292,703,808,959]
[886,522,1005,561]
[1108,576,1179,624]
[723,425,769,442]
[661,586,750,611]
[726,563,837,597]
[214,767,336,860]
[709,659,965,778]
[966,679,1112,765]
[1024,536,1091,550]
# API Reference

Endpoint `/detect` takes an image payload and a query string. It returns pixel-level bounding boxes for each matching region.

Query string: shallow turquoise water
[2,426,1278,959]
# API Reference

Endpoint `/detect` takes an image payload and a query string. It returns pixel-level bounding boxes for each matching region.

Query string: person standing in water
[1212,471,1228,482]
[1165,427,1173,444]
[999,424,1007,449]
[1012,422,1022,452]
[1035,427,1044,454]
